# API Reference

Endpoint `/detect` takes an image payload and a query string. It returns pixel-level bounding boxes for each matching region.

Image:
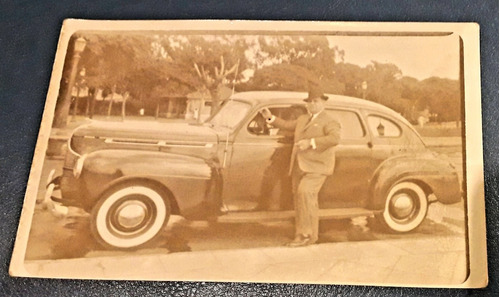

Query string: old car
[46,91,461,250]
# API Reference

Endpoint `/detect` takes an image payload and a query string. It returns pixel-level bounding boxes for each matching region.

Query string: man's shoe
[286,234,313,247]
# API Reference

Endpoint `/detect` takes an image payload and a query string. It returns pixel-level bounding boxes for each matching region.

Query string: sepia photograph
[9,20,487,287]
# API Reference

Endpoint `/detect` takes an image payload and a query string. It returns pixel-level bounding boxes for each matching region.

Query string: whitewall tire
[91,182,170,249]
[377,181,428,233]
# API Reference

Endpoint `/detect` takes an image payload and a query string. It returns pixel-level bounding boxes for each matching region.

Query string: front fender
[369,152,461,209]
[85,149,213,178]
[63,149,221,216]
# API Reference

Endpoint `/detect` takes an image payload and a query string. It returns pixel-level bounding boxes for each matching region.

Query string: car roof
[230,91,411,125]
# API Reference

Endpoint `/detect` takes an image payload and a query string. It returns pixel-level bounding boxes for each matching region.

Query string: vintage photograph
[10,20,487,287]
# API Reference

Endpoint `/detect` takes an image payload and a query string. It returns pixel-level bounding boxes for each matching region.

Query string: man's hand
[296,139,311,151]
[259,108,273,120]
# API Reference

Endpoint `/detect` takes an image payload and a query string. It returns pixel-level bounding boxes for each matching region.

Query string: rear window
[326,109,365,139]
[367,115,402,138]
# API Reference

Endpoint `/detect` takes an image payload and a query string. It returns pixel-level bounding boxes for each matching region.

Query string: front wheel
[91,182,170,250]
[376,181,428,233]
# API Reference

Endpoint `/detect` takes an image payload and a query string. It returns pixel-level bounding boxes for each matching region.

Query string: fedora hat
[303,85,328,102]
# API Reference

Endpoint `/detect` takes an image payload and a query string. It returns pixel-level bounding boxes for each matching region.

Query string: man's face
[306,97,325,114]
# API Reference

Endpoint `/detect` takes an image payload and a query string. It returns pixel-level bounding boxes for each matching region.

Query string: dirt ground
[25,202,465,261]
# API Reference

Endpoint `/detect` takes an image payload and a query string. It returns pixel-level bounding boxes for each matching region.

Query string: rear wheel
[376,181,428,233]
[91,182,170,250]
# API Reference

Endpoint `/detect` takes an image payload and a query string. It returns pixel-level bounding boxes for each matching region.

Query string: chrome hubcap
[116,201,147,229]
[390,193,415,219]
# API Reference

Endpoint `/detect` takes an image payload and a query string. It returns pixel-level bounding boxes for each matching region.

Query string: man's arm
[269,116,298,131]
[260,108,298,131]
[311,120,341,151]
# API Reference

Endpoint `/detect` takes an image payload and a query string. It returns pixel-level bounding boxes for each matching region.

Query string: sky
[240,34,461,82]
[327,34,460,81]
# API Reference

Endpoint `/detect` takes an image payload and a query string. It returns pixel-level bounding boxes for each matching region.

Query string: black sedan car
[46,91,461,250]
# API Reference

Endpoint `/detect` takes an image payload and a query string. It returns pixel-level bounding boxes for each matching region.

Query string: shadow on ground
[25,205,462,261]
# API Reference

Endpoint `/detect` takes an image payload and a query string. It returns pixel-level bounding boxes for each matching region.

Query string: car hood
[73,120,218,143]
[70,121,220,160]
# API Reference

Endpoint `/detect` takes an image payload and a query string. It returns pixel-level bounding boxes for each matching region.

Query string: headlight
[73,154,87,178]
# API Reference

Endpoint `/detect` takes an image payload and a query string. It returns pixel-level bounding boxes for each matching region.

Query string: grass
[413,124,462,138]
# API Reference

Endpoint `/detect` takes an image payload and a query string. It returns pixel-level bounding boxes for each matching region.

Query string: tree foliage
[53,32,461,128]
[244,36,344,93]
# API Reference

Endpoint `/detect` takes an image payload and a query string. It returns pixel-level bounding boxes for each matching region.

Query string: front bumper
[43,169,69,216]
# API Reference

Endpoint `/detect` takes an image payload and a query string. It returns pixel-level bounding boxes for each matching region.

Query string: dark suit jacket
[272,110,341,175]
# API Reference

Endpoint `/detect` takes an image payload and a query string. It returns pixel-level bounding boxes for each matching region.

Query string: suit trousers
[291,166,327,243]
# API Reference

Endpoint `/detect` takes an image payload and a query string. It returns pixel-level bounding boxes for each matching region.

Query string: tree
[193,56,239,115]
[53,35,79,128]
[53,33,159,126]
[52,32,461,126]
[158,35,248,115]
[243,35,344,93]
[418,77,461,122]
[241,64,313,91]
[82,33,158,119]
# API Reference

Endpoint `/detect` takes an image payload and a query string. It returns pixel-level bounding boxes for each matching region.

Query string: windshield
[207,100,251,129]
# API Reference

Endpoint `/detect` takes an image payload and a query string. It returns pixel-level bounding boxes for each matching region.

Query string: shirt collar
[309,109,323,119]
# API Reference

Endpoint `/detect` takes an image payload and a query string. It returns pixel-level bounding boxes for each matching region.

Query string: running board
[217,208,377,223]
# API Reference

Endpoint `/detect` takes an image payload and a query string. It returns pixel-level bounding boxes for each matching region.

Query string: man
[260,87,341,247]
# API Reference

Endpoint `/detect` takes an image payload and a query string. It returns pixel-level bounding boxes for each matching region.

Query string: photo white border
[9,20,487,288]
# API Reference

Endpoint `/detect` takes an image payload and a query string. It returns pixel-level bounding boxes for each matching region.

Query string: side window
[367,115,401,137]
[247,105,306,136]
[325,109,365,139]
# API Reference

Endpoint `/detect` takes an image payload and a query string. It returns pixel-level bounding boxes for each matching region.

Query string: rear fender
[369,153,461,209]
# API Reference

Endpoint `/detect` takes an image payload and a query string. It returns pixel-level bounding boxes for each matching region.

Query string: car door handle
[367,141,373,148]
